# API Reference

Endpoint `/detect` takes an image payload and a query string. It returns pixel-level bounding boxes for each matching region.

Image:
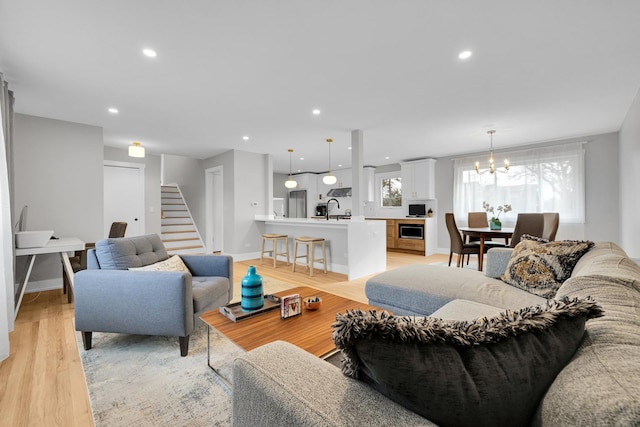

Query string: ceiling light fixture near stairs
[129,141,145,158]
[323,138,337,185]
[285,149,298,188]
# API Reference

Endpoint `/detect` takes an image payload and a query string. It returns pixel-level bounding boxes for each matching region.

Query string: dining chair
[108,221,128,239]
[446,213,481,267]
[542,213,560,241]
[509,213,545,247]
[465,211,507,263]
[468,212,488,228]
[466,212,486,243]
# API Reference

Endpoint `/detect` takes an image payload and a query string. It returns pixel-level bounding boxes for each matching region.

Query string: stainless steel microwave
[399,223,424,240]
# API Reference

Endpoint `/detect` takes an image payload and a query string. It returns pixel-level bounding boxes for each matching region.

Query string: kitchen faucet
[326,198,340,220]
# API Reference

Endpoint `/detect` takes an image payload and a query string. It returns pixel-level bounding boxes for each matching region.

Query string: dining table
[458,226,515,271]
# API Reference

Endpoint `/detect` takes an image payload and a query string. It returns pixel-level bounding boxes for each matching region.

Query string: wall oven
[399,223,424,240]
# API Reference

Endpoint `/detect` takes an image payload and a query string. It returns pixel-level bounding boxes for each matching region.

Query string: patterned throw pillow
[128,254,191,273]
[332,299,603,427]
[500,235,594,298]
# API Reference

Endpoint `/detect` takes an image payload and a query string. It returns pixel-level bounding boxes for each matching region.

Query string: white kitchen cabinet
[333,168,351,188]
[318,168,351,200]
[317,173,331,200]
[400,159,436,200]
[292,173,313,190]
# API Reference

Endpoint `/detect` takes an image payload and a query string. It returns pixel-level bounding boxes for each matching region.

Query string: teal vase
[241,266,264,312]
[490,218,502,230]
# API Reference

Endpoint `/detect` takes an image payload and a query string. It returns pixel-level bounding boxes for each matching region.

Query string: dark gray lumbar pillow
[332,298,603,427]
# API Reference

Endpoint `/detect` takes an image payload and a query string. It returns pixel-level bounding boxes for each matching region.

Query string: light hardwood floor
[0,251,448,426]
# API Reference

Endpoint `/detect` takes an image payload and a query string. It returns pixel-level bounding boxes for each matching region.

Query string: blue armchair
[74,234,233,356]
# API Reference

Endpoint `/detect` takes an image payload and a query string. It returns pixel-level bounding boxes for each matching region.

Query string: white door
[205,166,223,252]
[104,162,145,237]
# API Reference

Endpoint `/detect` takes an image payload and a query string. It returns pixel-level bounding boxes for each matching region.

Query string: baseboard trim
[26,278,62,294]
[225,251,261,262]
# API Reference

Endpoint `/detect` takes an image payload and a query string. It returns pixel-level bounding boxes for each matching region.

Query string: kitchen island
[254,217,386,280]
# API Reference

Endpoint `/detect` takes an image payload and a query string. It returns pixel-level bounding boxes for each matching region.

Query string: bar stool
[260,234,290,268]
[292,236,327,277]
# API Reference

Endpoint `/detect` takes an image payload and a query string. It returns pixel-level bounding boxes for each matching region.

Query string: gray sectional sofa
[365,247,546,319]
[232,242,640,426]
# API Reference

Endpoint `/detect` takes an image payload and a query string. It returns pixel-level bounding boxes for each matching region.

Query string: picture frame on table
[281,294,301,319]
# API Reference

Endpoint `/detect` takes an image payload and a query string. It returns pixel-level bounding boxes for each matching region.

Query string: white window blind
[453,142,585,224]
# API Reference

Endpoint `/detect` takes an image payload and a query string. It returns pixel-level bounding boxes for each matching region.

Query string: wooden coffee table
[200,286,380,383]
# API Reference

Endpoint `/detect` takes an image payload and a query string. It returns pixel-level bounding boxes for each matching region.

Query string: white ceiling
[1,1,640,174]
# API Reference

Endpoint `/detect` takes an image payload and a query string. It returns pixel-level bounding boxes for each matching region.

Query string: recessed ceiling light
[458,50,472,59]
[385,156,390,160]
[338,164,343,168]
[143,48,157,58]
[299,157,304,161]
[312,109,321,115]
[347,146,352,150]
[108,108,119,114]
[242,136,249,141]
[297,169,301,172]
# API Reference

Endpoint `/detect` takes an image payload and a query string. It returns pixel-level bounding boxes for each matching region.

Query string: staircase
[161,184,206,254]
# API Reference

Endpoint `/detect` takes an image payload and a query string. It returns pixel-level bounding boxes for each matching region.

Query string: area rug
[77,277,296,427]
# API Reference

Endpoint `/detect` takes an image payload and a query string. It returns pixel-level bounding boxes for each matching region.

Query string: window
[453,142,585,223]
[381,176,402,207]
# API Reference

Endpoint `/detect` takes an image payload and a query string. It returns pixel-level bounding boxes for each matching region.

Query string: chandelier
[475,130,509,175]
[322,138,337,185]
[284,149,298,188]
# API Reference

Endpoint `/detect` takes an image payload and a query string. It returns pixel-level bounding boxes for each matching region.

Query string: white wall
[14,114,103,291]
[434,132,621,251]
[273,173,288,199]
[104,146,162,236]
[583,133,619,242]
[619,88,640,260]
[232,150,269,255]
[201,150,235,253]
[200,149,269,257]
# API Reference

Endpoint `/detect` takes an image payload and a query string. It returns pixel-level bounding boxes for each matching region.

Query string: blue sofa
[74,234,232,356]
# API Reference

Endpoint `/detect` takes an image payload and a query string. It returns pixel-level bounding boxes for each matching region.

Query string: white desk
[14,237,85,318]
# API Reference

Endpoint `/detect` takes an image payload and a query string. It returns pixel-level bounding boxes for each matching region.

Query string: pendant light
[475,130,509,175]
[285,149,298,188]
[128,141,145,158]
[322,138,337,185]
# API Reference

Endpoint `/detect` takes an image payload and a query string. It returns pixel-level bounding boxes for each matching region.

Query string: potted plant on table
[482,201,512,230]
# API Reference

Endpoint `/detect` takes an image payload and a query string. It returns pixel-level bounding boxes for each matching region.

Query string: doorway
[205,166,223,253]
[104,161,145,237]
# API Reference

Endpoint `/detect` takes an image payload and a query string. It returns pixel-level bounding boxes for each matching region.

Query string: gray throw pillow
[95,234,169,269]
[500,235,594,298]
[332,297,603,427]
